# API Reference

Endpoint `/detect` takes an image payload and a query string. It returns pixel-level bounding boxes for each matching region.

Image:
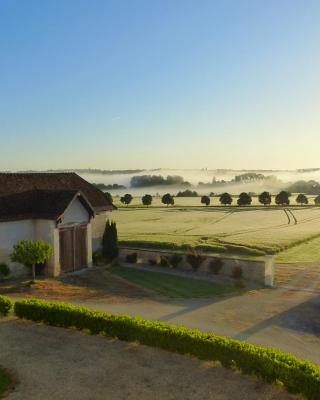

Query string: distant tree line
[285,180,320,195]
[93,183,126,190]
[130,175,191,188]
[117,191,320,207]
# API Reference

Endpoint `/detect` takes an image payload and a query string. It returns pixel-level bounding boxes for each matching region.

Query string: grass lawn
[0,368,11,397]
[109,266,237,298]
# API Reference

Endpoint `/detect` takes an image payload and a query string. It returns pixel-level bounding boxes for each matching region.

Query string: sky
[0,0,319,171]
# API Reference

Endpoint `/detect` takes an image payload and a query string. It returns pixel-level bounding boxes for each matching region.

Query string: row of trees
[119,191,320,207]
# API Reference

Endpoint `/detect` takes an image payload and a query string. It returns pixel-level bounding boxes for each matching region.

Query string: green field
[111,200,320,262]
[109,266,237,297]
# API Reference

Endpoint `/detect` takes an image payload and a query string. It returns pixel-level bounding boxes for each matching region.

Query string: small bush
[208,258,224,275]
[92,250,104,266]
[0,295,13,316]
[169,254,183,268]
[0,263,10,279]
[232,266,243,279]
[186,251,206,271]
[126,253,138,263]
[13,299,320,400]
[148,259,157,266]
[160,256,170,267]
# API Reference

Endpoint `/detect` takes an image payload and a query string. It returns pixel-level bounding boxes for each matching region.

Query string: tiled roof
[0,173,112,212]
[0,189,94,222]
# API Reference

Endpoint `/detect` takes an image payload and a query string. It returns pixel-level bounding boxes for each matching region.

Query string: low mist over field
[76,168,320,196]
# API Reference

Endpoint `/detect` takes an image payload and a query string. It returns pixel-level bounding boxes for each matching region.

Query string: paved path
[72,268,320,364]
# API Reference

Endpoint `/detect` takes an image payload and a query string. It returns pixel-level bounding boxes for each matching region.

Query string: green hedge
[14,299,320,399]
[0,295,13,316]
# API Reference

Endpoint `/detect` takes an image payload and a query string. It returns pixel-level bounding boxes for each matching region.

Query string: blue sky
[0,0,319,170]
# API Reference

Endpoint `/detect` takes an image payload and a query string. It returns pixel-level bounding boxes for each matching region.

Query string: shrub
[186,251,206,271]
[160,256,170,267]
[148,259,157,266]
[169,254,183,268]
[13,299,320,400]
[125,253,138,263]
[208,258,224,274]
[11,239,53,280]
[232,266,243,279]
[0,295,13,316]
[92,250,104,266]
[0,262,10,279]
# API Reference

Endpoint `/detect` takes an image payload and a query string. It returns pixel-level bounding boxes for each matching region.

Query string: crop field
[112,201,320,262]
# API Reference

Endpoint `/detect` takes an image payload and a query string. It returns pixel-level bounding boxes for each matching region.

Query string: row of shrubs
[1,296,317,399]
[125,252,243,279]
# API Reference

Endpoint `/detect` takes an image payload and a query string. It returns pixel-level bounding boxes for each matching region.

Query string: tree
[201,195,210,206]
[162,193,174,206]
[105,192,113,204]
[275,191,290,206]
[258,191,272,206]
[237,192,252,206]
[142,194,153,207]
[296,193,308,205]
[11,240,53,280]
[120,193,133,206]
[219,192,233,206]
[102,220,119,261]
[315,195,320,205]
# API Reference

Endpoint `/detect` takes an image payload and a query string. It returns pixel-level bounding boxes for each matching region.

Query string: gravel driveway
[0,318,296,400]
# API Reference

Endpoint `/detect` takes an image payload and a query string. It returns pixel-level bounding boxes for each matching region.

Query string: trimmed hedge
[0,295,13,316]
[14,299,320,399]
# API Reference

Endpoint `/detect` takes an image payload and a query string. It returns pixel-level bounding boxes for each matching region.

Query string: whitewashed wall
[59,197,90,225]
[91,210,112,250]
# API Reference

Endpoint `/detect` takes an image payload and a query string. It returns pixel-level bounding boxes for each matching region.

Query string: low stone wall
[119,247,274,287]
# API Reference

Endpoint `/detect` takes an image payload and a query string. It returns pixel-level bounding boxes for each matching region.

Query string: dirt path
[0,319,296,400]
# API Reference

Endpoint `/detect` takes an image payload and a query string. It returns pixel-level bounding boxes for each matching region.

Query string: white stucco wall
[59,197,90,226]
[0,220,34,276]
[91,210,112,251]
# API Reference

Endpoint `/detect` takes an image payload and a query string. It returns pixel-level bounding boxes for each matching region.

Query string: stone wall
[119,247,273,287]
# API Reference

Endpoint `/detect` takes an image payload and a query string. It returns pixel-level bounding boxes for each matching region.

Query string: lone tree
[315,195,320,205]
[296,193,308,205]
[120,193,133,206]
[142,194,153,207]
[275,191,290,206]
[162,193,174,206]
[258,191,272,206]
[237,192,252,206]
[102,220,119,261]
[105,192,113,204]
[201,195,210,206]
[11,240,53,281]
[219,192,233,206]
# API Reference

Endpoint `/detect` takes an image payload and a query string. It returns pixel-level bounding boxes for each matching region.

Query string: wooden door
[74,225,87,270]
[59,227,74,273]
[59,225,88,273]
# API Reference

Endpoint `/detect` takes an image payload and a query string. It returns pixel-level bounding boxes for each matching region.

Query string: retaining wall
[119,247,274,287]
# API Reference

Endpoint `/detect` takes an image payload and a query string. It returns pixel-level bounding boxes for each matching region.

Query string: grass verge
[109,265,237,298]
[13,298,320,400]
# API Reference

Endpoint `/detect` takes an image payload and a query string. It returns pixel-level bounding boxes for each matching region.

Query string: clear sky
[0,0,319,171]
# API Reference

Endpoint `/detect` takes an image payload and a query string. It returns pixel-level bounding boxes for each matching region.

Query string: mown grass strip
[13,298,320,400]
[109,265,236,298]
